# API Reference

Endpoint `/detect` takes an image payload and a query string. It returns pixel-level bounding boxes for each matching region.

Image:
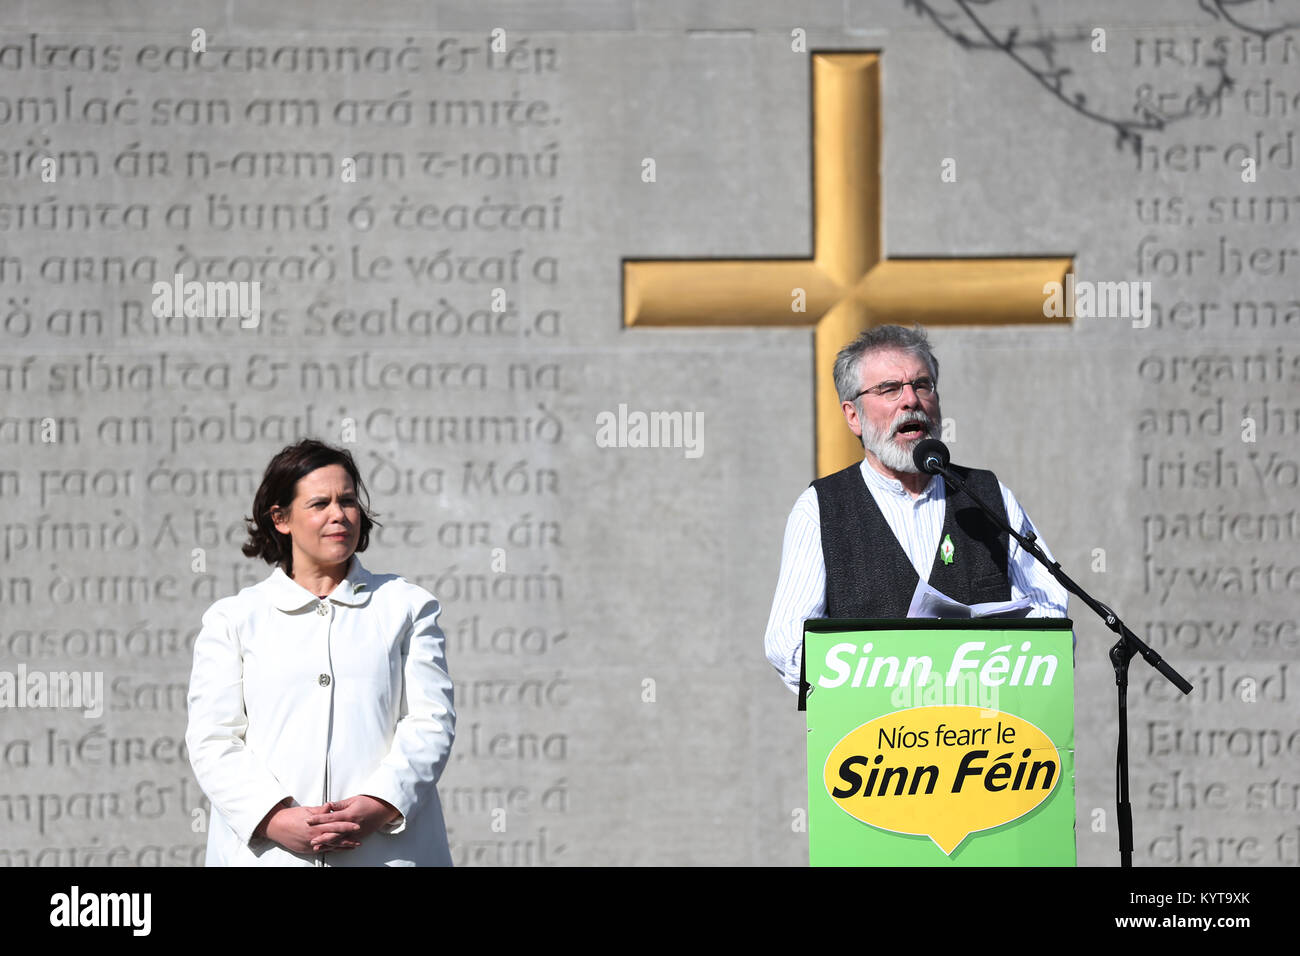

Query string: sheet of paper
[906,578,1034,619]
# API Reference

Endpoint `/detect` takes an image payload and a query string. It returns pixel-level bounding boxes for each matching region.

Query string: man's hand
[306,795,401,850]
[261,801,363,855]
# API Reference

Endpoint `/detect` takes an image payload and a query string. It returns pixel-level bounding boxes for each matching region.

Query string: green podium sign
[804,619,1075,866]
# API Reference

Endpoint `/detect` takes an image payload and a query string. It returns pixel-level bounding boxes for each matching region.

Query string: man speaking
[764,325,1068,693]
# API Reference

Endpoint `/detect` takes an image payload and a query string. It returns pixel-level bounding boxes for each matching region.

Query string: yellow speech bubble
[823,705,1061,855]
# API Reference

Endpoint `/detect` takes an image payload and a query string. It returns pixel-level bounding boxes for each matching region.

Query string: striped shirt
[764,460,1070,693]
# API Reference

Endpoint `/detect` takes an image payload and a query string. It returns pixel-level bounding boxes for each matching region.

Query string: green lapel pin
[940,534,955,566]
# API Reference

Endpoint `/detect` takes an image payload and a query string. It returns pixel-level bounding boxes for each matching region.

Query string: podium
[803,618,1075,866]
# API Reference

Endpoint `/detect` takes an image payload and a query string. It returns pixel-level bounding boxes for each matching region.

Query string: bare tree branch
[907,0,1237,154]
[1199,0,1300,40]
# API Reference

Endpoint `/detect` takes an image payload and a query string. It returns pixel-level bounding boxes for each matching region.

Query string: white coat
[185,555,455,866]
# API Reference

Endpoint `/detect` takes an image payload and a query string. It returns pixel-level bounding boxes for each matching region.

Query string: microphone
[912,438,950,475]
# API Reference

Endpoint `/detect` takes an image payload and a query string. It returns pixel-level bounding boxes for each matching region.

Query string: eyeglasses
[854,377,937,402]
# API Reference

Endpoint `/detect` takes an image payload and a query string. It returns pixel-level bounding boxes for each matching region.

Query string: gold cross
[624,52,1072,476]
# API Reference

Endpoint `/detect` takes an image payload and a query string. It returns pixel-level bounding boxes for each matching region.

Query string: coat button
[318,674,331,687]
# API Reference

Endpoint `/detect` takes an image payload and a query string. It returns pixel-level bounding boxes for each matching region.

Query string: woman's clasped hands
[259,795,402,855]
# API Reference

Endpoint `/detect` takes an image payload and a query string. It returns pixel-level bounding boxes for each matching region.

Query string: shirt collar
[262,555,374,612]
[858,458,942,501]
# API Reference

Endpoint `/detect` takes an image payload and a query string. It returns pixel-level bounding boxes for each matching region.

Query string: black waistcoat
[811,462,1012,618]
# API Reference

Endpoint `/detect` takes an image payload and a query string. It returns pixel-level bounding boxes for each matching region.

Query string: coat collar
[262,555,375,612]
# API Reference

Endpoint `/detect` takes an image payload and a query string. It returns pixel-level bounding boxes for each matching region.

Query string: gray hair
[832,325,939,403]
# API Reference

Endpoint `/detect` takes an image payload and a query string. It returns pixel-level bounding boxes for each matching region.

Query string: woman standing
[186,439,455,866]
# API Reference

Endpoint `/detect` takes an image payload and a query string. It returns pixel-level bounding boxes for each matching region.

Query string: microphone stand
[929,457,1192,868]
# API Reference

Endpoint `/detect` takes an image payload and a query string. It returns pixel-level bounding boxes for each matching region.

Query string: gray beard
[861,408,937,473]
